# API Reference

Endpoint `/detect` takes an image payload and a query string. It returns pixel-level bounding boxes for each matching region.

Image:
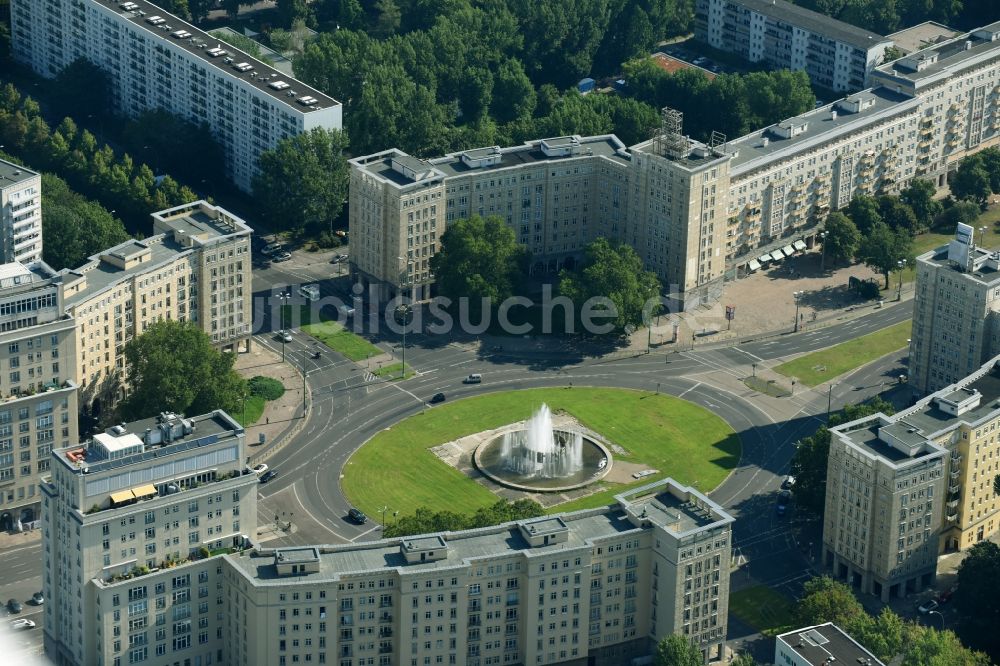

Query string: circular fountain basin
[473,429,613,493]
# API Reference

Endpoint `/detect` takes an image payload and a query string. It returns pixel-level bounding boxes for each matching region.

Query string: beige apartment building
[824,354,1000,600]
[0,261,78,531]
[350,21,1000,310]
[0,157,43,265]
[43,409,258,666]
[59,201,252,412]
[45,417,735,666]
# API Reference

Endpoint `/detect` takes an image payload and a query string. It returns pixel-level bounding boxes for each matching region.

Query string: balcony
[946,512,959,524]
[949,483,960,494]
[951,453,962,465]
[946,499,959,510]
[950,467,960,479]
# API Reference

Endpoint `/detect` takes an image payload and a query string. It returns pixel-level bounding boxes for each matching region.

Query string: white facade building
[694,0,892,92]
[775,623,886,666]
[0,158,42,265]
[9,0,342,192]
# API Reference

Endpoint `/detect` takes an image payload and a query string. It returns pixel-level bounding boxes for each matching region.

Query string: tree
[429,215,530,315]
[252,128,350,234]
[491,60,536,122]
[188,0,215,22]
[373,0,402,37]
[901,624,992,666]
[797,577,866,628]
[858,221,912,289]
[823,212,861,266]
[847,195,883,235]
[954,541,1000,660]
[878,195,919,235]
[210,30,263,59]
[977,146,1000,194]
[934,200,981,232]
[276,0,311,28]
[849,607,905,662]
[901,178,942,229]
[655,634,703,666]
[950,154,992,207]
[730,654,758,666]
[994,473,1000,496]
[40,173,130,270]
[119,320,246,421]
[558,239,661,335]
[382,499,544,537]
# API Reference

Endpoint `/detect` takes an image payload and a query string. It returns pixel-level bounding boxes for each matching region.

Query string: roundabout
[340,386,741,519]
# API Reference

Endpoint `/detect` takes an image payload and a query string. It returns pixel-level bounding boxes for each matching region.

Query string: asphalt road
[0,542,44,659]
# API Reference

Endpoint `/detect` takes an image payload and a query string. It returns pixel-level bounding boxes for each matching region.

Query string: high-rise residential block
[0,260,78,532]
[350,21,1000,310]
[695,0,892,92]
[42,409,257,666]
[59,200,252,412]
[9,0,342,192]
[910,228,1000,395]
[0,158,42,264]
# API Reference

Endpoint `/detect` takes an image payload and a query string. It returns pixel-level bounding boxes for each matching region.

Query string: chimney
[762,137,769,147]
[831,110,837,120]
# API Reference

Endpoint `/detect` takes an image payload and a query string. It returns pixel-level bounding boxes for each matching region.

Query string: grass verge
[774,320,912,387]
[743,376,792,397]
[234,395,266,427]
[729,586,798,637]
[341,387,740,520]
[372,362,415,380]
[283,305,383,362]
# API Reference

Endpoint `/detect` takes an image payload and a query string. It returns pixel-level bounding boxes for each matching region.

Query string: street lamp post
[978,225,988,248]
[793,291,804,332]
[379,505,390,527]
[396,304,412,380]
[819,230,829,273]
[827,383,836,422]
[928,610,945,630]
[896,259,906,301]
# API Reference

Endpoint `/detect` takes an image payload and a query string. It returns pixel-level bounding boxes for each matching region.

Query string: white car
[252,464,268,475]
[10,618,35,629]
[278,330,292,343]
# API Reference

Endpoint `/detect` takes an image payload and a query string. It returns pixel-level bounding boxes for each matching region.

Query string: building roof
[777,623,886,666]
[874,22,1000,87]
[0,157,38,189]
[731,0,889,50]
[727,86,918,175]
[916,245,1000,286]
[91,0,339,111]
[886,21,960,55]
[651,53,716,79]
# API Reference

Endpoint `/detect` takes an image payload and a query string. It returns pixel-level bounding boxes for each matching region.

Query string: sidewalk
[233,343,310,463]
[0,525,40,552]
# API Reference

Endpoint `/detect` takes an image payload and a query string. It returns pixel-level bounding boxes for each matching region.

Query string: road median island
[774,320,912,387]
[284,304,383,362]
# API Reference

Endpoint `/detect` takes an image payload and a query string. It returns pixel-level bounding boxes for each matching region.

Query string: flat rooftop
[623,488,726,533]
[229,510,641,582]
[60,235,188,308]
[91,0,339,111]
[778,623,886,666]
[892,364,1000,438]
[728,86,917,175]
[886,21,960,55]
[0,158,38,189]
[54,410,241,474]
[731,0,888,50]
[156,209,250,242]
[917,245,1000,284]
[875,23,1000,84]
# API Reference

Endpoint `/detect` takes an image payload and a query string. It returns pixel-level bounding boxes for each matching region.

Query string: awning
[782,244,795,256]
[748,259,761,271]
[758,254,771,263]
[769,251,784,261]
[110,490,134,504]
[132,484,157,498]
[793,239,807,251]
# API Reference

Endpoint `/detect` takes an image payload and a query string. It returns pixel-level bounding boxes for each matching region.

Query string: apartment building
[9,0,342,192]
[775,623,886,666]
[909,228,1000,395]
[695,0,892,92]
[43,409,257,666]
[0,261,78,532]
[0,158,43,264]
[822,408,947,601]
[59,200,252,412]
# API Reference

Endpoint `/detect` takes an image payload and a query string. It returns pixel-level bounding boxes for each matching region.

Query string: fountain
[499,404,583,478]
[473,404,612,492]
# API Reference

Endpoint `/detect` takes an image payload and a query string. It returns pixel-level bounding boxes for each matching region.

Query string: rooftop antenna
[652,106,690,160]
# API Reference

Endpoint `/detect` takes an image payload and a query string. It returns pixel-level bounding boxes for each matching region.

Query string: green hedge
[248,376,285,401]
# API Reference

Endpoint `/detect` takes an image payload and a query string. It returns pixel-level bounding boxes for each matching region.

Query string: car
[30,592,43,606]
[261,242,283,256]
[781,475,796,490]
[330,255,342,264]
[777,489,792,505]
[337,253,348,261]
[6,599,22,613]
[918,599,939,614]
[338,305,356,317]
[936,585,957,604]
[463,374,483,384]
[273,251,292,262]
[252,464,268,475]
[278,330,292,343]
[9,618,34,629]
[259,470,277,484]
[430,393,446,404]
[348,508,368,524]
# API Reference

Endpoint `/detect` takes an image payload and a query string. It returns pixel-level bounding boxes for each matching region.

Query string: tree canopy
[558,238,661,335]
[40,173,130,270]
[858,221,913,289]
[950,154,992,206]
[382,499,543,538]
[252,128,351,234]
[954,541,1000,661]
[429,214,530,313]
[654,634,703,666]
[119,320,246,422]
[822,212,861,267]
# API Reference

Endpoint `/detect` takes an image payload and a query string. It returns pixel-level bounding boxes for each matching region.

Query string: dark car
[30,592,43,606]
[348,508,368,524]
[259,470,277,484]
[7,599,22,613]
[430,393,446,404]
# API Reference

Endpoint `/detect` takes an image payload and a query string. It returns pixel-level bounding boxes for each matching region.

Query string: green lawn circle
[341,387,741,518]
